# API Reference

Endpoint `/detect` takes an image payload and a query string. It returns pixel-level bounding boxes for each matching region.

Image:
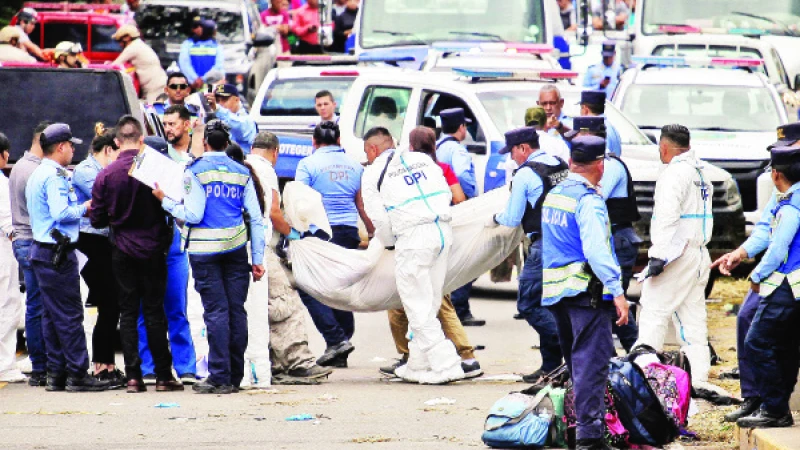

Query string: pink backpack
[642,363,691,427]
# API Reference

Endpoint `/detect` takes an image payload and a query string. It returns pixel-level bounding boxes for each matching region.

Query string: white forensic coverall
[362,147,465,384]
[634,149,713,383]
[0,170,24,381]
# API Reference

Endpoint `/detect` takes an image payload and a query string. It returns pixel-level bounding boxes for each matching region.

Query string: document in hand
[128,146,185,202]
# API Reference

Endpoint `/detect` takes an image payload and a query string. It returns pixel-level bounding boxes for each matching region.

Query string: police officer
[575,90,622,156]
[712,122,800,422]
[436,107,484,326]
[178,19,225,91]
[491,127,568,381]
[735,145,800,429]
[206,84,257,154]
[566,116,641,352]
[295,120,373,368]
[583,40,622,98]
[541,135,628,450]
[25,123,110,392]
[156,119,265,394]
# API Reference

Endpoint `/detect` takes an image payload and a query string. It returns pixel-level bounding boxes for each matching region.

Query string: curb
[738,425,797,450]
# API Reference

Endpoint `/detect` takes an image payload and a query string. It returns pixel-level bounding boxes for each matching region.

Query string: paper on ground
[128,146,185,202]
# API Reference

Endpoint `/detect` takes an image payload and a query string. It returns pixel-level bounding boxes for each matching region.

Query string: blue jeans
[518,239,563,372]
[737,289,760,398]
[746,280,800,415]
[450,282,475,320]
[190,246,250,387]
[298,225,358,347]
[611,227,640,352]
[549,292,615,440]
[12,239,46,374]
[138,230,196,376]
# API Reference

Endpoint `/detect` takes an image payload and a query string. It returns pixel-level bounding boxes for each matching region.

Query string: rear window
[0,69,130,164]
[259,77,353,117]
[91,24,123,52]
[136,5,244,44]
[37,22,89,50]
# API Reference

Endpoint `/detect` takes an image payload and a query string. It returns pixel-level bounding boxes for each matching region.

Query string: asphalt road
[1,288,550,450]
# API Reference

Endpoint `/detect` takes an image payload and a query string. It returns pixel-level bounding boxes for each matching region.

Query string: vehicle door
[87,15,122,63]
[416,89,495,194]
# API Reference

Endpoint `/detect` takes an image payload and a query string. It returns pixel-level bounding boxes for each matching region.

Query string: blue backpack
[607,358,680,446]
[481,386,555,448]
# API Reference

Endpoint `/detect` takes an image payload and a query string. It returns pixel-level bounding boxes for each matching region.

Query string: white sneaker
[0,369,28,383]
[16,357,32,374]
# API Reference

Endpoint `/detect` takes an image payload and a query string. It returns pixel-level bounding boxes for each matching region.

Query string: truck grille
[703,159,769,212]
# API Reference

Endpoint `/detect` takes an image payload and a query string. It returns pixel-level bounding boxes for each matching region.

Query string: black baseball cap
[570,136,606,163]
[41,123,82,147]
[499,127,539,155]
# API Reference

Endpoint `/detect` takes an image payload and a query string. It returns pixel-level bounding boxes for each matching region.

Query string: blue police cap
[565,116,605,140]
[601,40,616,57]
[41,123,82,147]
[214,83,239,97]
[499,127,539,155]
[570,135,606,163]
[769,122,800,150]
[144,136,168,154]
[770,145,800,167]
[440,108,472,129]
[580,90,606,105]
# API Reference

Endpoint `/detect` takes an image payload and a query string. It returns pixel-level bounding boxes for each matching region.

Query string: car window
[259,77,353,116]
[354,86,411,139]
[419,90,485,153]
[620,84,781,132]
[39,22,89,50]
[91,24,122,52]
[771,48,789,85]
[137,5,244,44]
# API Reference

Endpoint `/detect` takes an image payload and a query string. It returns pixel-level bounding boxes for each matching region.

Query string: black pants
[111,247,173,381]
[77,233,119,364]
[293,39,324,54]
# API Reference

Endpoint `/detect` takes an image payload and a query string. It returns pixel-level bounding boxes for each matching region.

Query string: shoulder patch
[184,175,192,194]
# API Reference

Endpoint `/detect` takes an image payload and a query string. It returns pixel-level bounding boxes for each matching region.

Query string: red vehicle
[11,2,127,64]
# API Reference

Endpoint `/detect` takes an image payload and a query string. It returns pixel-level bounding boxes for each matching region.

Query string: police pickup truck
[250,64,746,275]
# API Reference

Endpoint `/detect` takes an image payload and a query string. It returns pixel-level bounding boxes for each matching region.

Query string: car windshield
[642,0,800,36]
[620,84,781,132]
[360,0,547,49]
[652,45,768,76]
[477,90,652,145]
[259,77,353,117]
[136,5,244,44]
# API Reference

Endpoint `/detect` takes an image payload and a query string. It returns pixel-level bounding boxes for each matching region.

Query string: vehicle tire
[705,270,719,299]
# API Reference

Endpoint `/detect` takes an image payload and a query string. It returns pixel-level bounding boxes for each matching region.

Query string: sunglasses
[168,83,189,90]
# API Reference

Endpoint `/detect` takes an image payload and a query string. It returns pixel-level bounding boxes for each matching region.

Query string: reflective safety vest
[188,39,219,79]
[759,193,800,299]
[183,156,251,255]
[541,179,613,305]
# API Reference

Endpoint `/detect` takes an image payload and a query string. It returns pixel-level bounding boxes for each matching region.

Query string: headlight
[723,177,742,207]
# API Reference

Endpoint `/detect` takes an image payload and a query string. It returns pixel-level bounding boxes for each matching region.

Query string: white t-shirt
[537,131,570,162]
[246,153,279,221]
[14,25,30,44]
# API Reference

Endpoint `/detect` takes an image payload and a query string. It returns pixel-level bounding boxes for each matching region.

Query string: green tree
[0,0,25,27]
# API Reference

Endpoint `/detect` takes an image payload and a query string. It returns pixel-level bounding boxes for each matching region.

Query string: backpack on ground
[563,380,630,448]
[481,386,555,448]
[642,362,691,427]
[607,358,680,447]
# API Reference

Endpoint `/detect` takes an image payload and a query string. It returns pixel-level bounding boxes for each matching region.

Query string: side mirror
[252,28,276,48]
[643,131,658,144]
[794,73,800,91]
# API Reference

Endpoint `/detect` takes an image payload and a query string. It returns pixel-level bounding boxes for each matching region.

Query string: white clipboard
[128,146,185,202]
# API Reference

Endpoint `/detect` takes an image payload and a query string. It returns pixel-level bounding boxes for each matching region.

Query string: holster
[583,263,604,308]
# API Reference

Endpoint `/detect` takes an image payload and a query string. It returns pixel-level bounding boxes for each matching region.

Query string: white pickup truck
[250,65,746,272]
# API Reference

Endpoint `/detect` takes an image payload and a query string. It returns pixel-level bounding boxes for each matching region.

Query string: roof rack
[452,67,577,82]
[24,2,123,12]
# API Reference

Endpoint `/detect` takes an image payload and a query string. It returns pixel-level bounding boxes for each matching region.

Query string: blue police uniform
[601,154,642,352]
[162,149,265,389]
[26,138,91,378]
[583,41,622,98]
[178,36,225,85]
[213,84,258,154]
[605,119,622,156]
[436,108,480,323]
[147,101,202,121]
[577,90,622,156]
[745,170,800,420]
[137,137,197,380]
[295,144,363,350]
[72,155,107,236]
[495,127,568,373]
[542,136,624,441]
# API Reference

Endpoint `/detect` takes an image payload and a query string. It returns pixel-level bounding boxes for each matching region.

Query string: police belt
[611,222,633,234]
[34,241,77,251]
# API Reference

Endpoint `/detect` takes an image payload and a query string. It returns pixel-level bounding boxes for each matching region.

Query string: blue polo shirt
[295,145,364,227]
[26,158,87,244]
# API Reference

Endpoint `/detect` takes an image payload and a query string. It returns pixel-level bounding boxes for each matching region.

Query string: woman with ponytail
[72,123,124,386]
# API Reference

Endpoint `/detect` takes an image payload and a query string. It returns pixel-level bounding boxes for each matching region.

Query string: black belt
[34,241,77,251]
[611,222,633,234]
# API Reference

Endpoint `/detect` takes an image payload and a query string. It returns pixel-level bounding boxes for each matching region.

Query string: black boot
[737,408,794,428]
[575,438,611,450]
[66,372,111,392]
[723,397,761,422]
[45,373,66,392]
